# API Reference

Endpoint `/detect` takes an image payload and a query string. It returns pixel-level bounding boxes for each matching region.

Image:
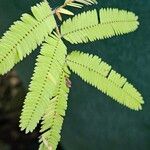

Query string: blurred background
[0,0,150,149]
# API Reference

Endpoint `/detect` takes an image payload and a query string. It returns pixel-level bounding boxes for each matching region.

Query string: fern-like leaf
[67,51,144,110]
[39,65,70,150]
[20,35,67,133]
[61,8,139,44]
[0,2,56,75]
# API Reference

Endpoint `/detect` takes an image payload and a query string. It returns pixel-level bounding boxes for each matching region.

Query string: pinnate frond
[39,66,70,150]
[20,35,67,133]
[0,2,56,75]
[61,8,139,44]
[67,51,144,110]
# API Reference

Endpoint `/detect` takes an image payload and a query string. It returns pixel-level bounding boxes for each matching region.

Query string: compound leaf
[0,2,56,75]
[39,65,70,150]
[67,51,144,110]
[61,8,139,44]
[20,35,67,133]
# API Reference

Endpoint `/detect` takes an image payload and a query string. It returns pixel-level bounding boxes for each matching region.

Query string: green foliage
[67,51,144,110]
[61,8,139,44]
[0,0,144,149]
[39,65,70,150]
[20,34,67,133]
[0,2,56,75]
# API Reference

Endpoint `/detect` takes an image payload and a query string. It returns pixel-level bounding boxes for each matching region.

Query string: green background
[0,0,150,150]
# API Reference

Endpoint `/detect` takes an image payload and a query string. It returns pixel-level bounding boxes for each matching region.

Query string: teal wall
[0,0,150,150]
